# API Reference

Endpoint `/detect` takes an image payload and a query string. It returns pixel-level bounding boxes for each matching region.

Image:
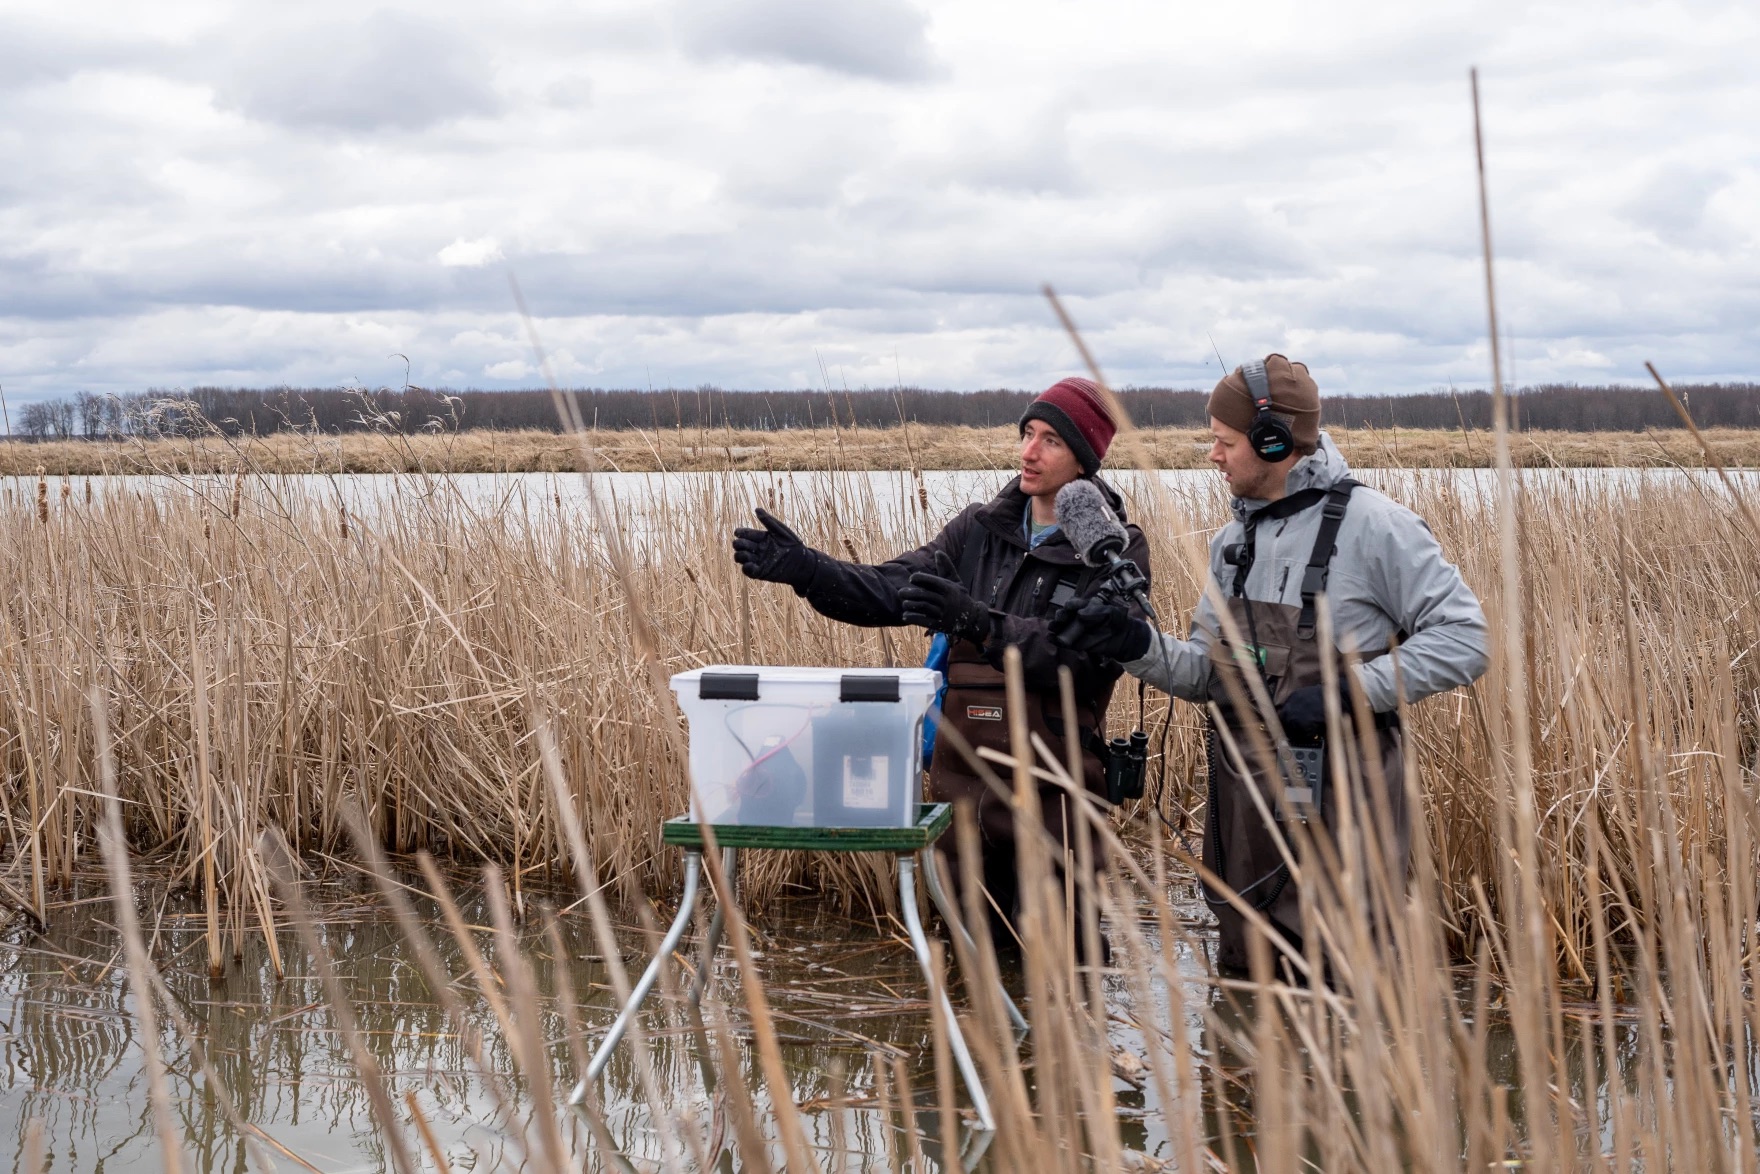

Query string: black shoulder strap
[1230,486,1328,598]
[1296,478,1360,638]
[1259,485,1329,523]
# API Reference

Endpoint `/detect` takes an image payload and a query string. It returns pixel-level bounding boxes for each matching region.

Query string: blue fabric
[921,631,951,768]
[1023,503,1060,548]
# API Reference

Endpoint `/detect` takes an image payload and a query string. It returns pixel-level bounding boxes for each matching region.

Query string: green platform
[661,802,953,853]
[579,796,1020,1141]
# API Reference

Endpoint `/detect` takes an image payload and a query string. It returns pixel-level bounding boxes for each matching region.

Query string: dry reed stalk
[1649,361,1760,545]
[404,1091,454,1174]
[541,913,643,1174]
[527,300,827,1171]
[89,687,184,1174]
[922,935,962,1159]
[532,716,693,1174]
[483,865,572,1171]
[21,1119,44,1174]
[190,626,223,979]
[0,456,1752,977]
[1475,68,1560,1168]
[261,828,421,1174]
[336,805,543,1162]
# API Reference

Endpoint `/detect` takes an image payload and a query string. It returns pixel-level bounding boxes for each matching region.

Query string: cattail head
[339,503,349,540]
[36,469,47,524]
[230,474,243,519]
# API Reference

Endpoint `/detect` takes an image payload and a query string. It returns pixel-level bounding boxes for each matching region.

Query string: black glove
[1277,681,1362,743]
[900,552,993,643]
[731,508,823,590]
[1049,595,1153,663]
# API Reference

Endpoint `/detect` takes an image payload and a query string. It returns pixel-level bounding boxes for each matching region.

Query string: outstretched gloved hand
[731,508,823,589]
[1049,595,1153,664]
[901,552,993,643]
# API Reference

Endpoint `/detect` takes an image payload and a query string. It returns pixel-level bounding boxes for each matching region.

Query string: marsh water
[0,857,1684,1172]
[0,862,1225,1172]
[16,464,1760,526]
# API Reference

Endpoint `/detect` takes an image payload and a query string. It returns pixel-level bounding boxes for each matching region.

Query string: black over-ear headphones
[1241,359,1295,462]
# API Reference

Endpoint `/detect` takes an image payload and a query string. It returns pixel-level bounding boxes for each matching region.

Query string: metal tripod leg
[574,849,704,1095]
[899,854,995,1135]
[688,848,735,1010]
[922,846,1029,1034]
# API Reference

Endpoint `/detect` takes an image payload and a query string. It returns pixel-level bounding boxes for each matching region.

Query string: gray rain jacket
[1123,433,1488,711]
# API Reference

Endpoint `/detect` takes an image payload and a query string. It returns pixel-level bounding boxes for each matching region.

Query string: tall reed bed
[0,466,952,964]
[0,465,1755,986]
[30,624,1757,1171]
[3,458,1757,1169]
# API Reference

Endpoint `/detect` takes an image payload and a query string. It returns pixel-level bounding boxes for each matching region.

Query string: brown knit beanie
[1205,354,1321,455]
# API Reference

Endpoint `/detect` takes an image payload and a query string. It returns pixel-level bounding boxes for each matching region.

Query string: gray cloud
[0,0,1756,405]
[0,18,168,100]
[675,0,941,81]
[215,11,501,132]
[1621,162,1732,246]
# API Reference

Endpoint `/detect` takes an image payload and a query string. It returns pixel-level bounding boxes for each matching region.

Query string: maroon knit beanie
[1018,377,1116,475]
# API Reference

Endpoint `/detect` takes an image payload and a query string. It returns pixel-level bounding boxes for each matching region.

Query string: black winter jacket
[795,476,1152,798]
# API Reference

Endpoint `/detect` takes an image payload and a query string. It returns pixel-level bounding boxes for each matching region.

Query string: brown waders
[1202,481,1407,975]
[930,652,1112,959]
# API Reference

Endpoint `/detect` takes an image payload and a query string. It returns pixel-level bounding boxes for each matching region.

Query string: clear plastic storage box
[670,665,942,828]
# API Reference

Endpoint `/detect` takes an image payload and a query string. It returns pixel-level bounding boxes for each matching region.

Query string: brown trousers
[927,659,1109,951]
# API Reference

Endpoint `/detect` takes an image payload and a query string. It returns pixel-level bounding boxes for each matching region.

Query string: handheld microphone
[1053,480,1156,620]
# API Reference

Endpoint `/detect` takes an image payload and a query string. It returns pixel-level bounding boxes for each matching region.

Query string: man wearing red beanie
[731,376,1150,957]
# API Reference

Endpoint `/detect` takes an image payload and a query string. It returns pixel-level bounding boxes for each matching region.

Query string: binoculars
[1105,729,1150,804]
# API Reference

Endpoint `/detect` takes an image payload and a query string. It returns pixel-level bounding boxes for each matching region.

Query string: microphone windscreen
[1053,480,1127,567]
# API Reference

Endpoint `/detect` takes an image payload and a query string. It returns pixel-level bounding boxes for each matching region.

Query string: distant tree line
[12,381,1760,439]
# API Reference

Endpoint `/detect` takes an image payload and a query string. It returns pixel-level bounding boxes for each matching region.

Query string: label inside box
[842,754,890,809]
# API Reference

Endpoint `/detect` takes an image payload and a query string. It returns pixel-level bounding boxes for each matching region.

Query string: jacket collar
[1231,431,1352,523]
[975,474,1131,562]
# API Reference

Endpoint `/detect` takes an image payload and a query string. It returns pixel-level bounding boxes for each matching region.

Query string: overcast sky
[1,0,1755,406]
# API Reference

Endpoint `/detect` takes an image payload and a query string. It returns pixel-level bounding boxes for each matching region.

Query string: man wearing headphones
[1052,354,1488,975]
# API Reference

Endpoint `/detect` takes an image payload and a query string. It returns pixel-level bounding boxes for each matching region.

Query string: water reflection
[25,465,1760,532]
[2,866,1087,1171]
[0,864,1700,1171]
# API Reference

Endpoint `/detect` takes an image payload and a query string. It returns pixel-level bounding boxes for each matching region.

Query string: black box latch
[840,674,900,703]
[699,672,760,701]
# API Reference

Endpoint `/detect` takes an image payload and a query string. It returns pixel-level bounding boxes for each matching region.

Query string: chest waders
[927,533,1116,953]
[1201,480,1409,974]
